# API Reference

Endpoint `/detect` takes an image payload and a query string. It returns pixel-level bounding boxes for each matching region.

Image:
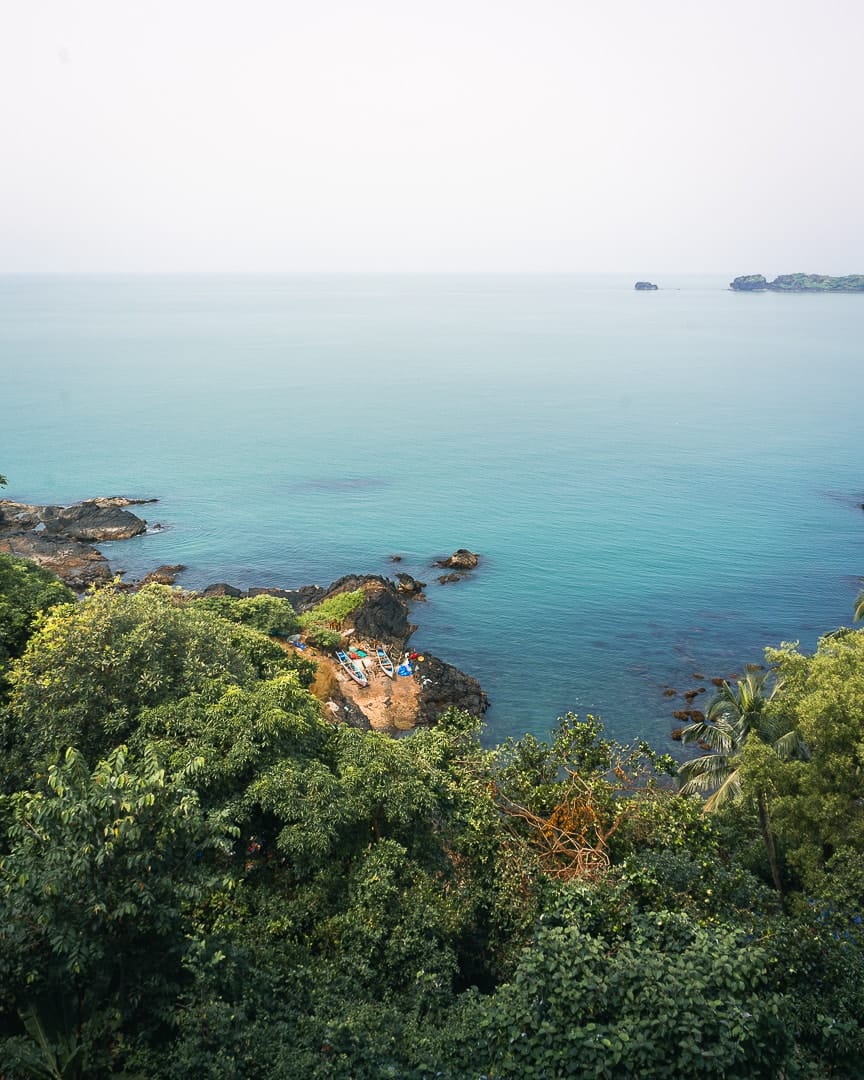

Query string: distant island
[730,273,864,292]
[634,280,658,290]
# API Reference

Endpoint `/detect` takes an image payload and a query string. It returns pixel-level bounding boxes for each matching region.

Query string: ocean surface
[1,274,862,748]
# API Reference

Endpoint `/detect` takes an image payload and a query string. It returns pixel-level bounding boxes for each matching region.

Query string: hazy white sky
[2,0,862,272]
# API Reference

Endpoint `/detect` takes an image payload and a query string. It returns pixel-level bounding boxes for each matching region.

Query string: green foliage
[0,574,861,1076]
[0,554,74,685]
[2,584,291,783]
[297,588,365,648]
[190,593,300,637]
[0,745,234,1075]
[299,589,365,627]
[442,905,790,1078]
[762,632,864,903]
[677,668,803,811]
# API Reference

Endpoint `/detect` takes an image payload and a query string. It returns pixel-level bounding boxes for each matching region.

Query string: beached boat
[336,649,368,686]
[376,646,395,678]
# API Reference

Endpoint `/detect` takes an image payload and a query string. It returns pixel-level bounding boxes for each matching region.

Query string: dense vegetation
[0,551,862,1078]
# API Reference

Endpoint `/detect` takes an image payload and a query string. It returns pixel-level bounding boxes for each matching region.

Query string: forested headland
[1,547,863,1079]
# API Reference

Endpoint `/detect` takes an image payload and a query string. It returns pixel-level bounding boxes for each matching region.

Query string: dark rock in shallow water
[0,498,148,542]
[438,573,462,585]
[0,496,153,590]
[634,281,659,290]
[140,564,186,586]
[416,654,489,724]
[202,582,244,598]
[395,572,426,597]
[436,548,480,570]
[0,532,112,590]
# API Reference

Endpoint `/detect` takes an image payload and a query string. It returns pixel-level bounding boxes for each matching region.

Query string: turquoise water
[1,274,862,746]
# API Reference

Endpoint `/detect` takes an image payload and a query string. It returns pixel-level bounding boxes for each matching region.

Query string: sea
[1,274,862,749]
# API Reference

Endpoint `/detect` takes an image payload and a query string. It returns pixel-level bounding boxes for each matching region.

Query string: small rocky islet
[0,495,487,732]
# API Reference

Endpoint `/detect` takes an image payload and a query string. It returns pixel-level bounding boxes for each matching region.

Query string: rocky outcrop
[0,496,153,590]
[139,564,186,586]
[0,532,112,590]
[731,273,864,292]
[416,654,489,725]
[204,574,418,651]
[0,498,149,541]
[634,281,659,291]
[395,573,426,598]
[436,549,480,571]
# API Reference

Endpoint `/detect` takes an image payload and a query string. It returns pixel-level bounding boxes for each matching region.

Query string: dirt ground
[290,640,421,732]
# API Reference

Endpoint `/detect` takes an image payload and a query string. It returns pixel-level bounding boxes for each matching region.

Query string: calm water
[1,274,862,747]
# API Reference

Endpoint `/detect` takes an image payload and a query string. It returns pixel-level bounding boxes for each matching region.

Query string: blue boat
[376,646,395,678]
[336,649,368,687]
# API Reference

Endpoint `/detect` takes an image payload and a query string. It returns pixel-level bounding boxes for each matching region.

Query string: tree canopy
[0,560,862,1077]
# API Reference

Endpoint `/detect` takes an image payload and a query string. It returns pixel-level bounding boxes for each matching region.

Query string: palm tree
[678,668,806,902]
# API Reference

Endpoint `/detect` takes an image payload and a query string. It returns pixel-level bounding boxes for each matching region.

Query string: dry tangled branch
[497,771,633,882]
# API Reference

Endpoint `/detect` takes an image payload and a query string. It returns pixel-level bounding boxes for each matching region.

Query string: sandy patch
[285,640,420,732]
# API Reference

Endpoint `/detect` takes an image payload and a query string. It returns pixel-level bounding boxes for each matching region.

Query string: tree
[763,631,864,902]
[677,669,806,900]
[0,554,74,683]
[854,589,864,623]
[2,583,296,784]
[441,906,790,1078]
[0,745,234,1076]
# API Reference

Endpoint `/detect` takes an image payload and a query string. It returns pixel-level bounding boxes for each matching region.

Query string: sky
[1,0,862,273]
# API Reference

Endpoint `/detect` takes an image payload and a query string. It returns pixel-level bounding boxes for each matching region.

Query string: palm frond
[773,728,810,761]
[704,768,742,811]
[679,722,734,753]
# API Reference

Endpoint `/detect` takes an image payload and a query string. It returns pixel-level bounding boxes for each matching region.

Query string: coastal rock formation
[0,497,149,542]
[634,281,659,290]
[730,273,864,292]
[395,572,426,597]
[436,548,480,571]
[0,532,112,590]
[139,564,187,586]
[208,574,418,651]
[0,496,153,590]
[416,654,489,725]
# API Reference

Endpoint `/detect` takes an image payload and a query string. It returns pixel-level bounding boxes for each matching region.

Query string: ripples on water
[1,273,862,747]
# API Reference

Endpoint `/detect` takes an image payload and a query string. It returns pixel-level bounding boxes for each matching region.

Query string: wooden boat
[336,649,368,687]
[376,646,395,678]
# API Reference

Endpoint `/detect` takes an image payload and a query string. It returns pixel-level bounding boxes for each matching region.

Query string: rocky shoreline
[0,496,488,731]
